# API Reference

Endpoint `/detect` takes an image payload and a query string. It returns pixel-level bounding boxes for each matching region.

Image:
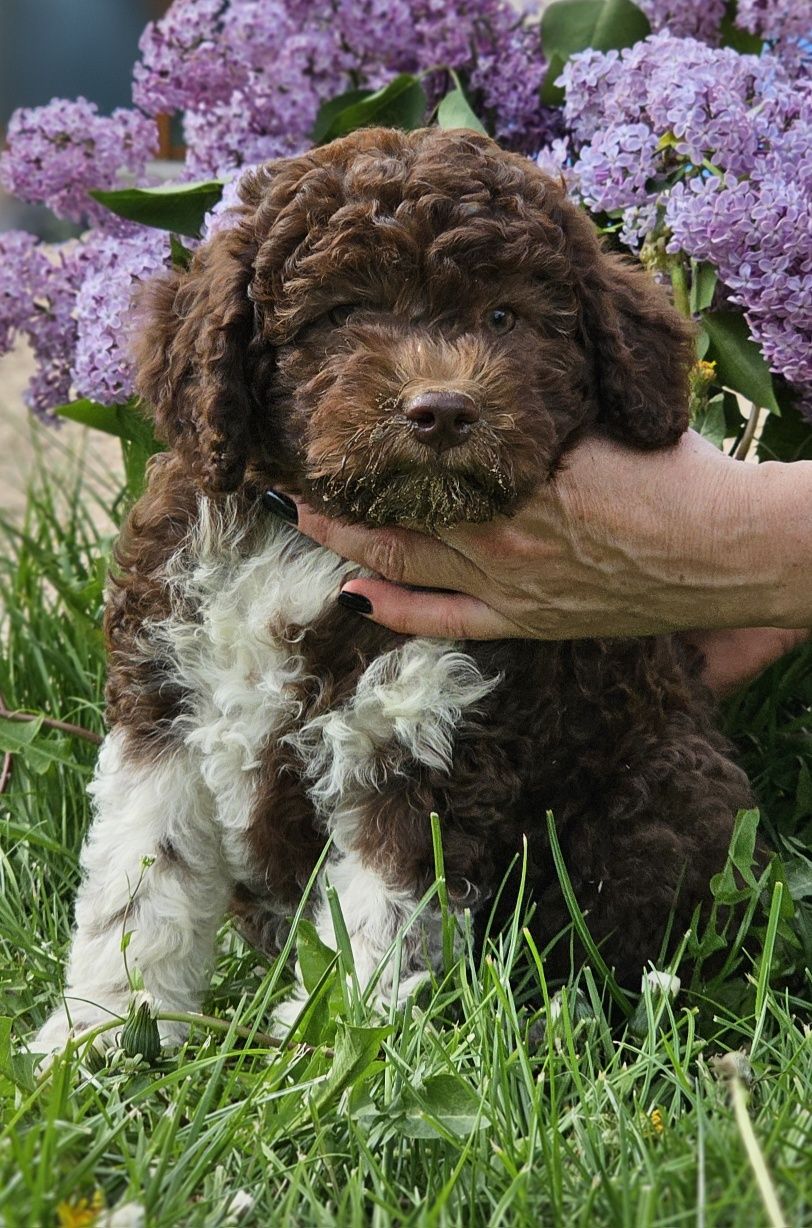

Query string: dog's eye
[486,307,516,335]
[328,304,356,327]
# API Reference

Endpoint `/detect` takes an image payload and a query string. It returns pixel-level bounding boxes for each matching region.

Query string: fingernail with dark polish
[262,490,298,524]
[337,591,373,616]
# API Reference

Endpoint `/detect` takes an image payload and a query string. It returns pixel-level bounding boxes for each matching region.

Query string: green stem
[37,1010,327,1081]
[669,257,691,318]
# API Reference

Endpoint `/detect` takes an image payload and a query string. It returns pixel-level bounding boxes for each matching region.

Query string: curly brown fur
[112,126,750,987]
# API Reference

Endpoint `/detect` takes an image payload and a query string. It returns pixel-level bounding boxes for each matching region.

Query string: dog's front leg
[277,849,441,1027]
[34,729,230,1056]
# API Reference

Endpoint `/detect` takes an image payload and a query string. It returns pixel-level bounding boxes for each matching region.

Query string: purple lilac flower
[182,21,348,176]
[559,33,812,388]
[72,229,170,405]
[0,98,157,226]
[0,233,87,421]
[0,230,47,354]
[636,0,726,41]
[737,0,812,74]
[133,0,242,115]
[667,169,812,385]
[560,33,791,175]
[469,14,557,151]
[665,80,812,386]
[535,137,572,181]
[202,167,259,239]
[573,122,659,212]
[136,0,554,172]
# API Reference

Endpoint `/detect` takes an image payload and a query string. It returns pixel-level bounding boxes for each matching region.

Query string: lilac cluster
[0,230,84,419]
[666,107,812,388]
[559,33,789,172]
[0,226,170,417]
[0,97,157,226]
[134,0,553,175]
[636,0,726,42]
[469,14,553,150]
[73,229,170,405]
[555,29,812,407]
[737,0,812,72]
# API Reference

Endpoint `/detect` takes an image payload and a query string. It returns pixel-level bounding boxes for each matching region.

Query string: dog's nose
[403,391,480,452]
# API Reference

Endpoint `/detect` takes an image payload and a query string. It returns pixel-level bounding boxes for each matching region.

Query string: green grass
[0,463,811,1228]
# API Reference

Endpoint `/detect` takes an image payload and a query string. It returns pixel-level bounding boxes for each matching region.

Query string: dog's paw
[270,988,310,1037]
[32,1002,126,1070]
[388,966,432,1009]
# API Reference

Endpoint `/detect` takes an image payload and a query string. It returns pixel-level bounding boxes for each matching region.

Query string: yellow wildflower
[56,1191,104,1228]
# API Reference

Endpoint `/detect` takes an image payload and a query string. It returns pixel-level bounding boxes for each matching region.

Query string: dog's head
[136,127,693,528]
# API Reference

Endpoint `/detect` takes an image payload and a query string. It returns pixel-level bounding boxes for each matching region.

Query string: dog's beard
[304,411,519,529]
[308,466,515,529]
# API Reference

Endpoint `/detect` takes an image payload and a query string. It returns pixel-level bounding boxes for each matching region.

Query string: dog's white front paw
[271,988,310,1036]
[32,1000,127,1067]
[388,966,432,1009]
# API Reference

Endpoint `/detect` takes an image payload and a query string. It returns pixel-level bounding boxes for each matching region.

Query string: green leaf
[399,1074,490,1139]
[292,921,342,1045]
[783,841,812,902]
[0,1017,37,1097]
[710,808,761,904]
[121,430,160,502]
[313,1021,391,1113]
[317,74,427,143]
[757,398,812,462]
[541,0,650,91]
[170,234,194,270]
[0,1018,12,1101]
[54,399,130,440]
[54,398,159,445]
[0,717,75,775]
[437,88,487,135]
[689,260,718,315]
[312,88,373,143]
[701,310,780,414]
[90,180,225,239]
[296,920,337,993]
[719,1,763,53]
[694,393,727,449]
[540,52,567,107]
[695,325,710,361]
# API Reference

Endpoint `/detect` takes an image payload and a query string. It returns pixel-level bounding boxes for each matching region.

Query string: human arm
[272,431,811,651]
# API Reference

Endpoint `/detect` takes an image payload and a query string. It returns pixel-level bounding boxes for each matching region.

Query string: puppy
[36,127,752,1049]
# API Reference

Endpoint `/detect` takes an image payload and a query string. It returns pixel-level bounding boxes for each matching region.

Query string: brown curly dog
[36,126,753,1049]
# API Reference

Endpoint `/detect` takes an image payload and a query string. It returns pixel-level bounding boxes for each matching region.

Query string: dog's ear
[563,208,694,449]
[134,224,259,493]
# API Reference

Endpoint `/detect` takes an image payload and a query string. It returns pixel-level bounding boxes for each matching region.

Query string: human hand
[686,626,810,695]
[271,429,810,646]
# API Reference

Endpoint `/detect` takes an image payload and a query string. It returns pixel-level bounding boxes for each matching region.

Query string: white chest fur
[148,497,497,880]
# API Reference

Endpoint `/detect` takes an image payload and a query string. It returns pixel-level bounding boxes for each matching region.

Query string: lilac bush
[0,0,810,434]
[557,29,812,408]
